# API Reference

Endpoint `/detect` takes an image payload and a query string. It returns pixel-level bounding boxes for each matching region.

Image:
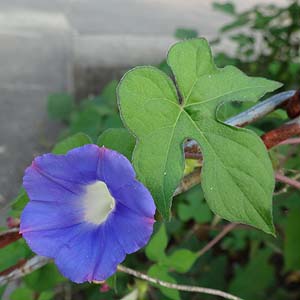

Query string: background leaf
[175,28,198,40]
[47,93,74,121]
[177,185,212,223]
[52,133,92,154]
[10,287,34,300]
[213,2,236,15]
[148,264,180,300]
[97,128,135,160]
[162,249,198,273]
[24,263,65,292]
[229,249,274,300]
[284,209,300,271]
[145,223,168,262]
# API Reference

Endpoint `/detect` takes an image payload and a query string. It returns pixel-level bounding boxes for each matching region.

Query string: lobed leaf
[118,38,281,233]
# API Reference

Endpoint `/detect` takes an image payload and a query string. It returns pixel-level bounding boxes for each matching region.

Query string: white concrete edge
[0,10,71,33]
[73,34,178,68]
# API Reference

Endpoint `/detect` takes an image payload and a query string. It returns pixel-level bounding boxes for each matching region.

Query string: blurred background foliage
[213,0,300,88]
[1,1,300,300]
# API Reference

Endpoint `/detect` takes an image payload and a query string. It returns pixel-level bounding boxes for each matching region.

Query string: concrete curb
[74,34,177,68]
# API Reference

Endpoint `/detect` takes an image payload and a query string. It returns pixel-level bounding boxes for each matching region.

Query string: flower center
[83,181,115,225]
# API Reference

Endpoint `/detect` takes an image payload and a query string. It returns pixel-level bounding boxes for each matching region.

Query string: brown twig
[0,259,27,276]
[275,172,300,190]
[261,117,300,149]
[278,137,300,145]
[282,90,300,118]
[184,152,203,160]
[0,256,50,286]
[197,223,237,257]
[0,228,21,249]
[6,217,20,228]
[174,168,201,196]
[117,265,243,300]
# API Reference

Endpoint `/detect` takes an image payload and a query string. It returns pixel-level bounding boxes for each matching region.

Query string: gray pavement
[0,89,62,205]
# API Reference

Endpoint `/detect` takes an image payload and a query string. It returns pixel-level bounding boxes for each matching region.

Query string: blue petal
[91,219,126,282]
[55,225,100,283]
[33,145,99,185]
[55,221,125,283]
[112,180,156,218]
[23,165,84,202]
[109,202,154,254]
[64,144,101,183]
[20,200,84,233]
[97,147,135,190]
[21,223,93,258]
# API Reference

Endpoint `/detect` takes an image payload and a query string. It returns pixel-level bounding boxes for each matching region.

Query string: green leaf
[97,128,135,160]
[148,264,180,300]
[213,2,236,15]
[175,28,198,40]
[52,133,92,154]
[177,186,212,223]
[221,227,266,251]
[199,255,227,294]
[103,114,123,129]
[69,106,104,140]
[47,93,74,121]
[38,291,55,300]
[253,11,273,29]
[10,287,34,300]
[10,188,29,215]
[229,249,274,300]
[163,249,198,273]
[0,239,30,272]
[145,223,168,262]
[118,38,281,233]
[284,209,300,271]
[288,62,300,76]
[230,33,254,47]
[24,263,65,292]
[101,80,118,108]
[221,16,249,32]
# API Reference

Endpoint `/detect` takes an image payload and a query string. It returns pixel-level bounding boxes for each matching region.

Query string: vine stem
[275,172,300,189]
[279,137,300,145]
[226,90,297,127]
[0,228,21,248]
[197,223,237,257]
[0,256,243,300]
[261,116,300,149]
[0,256,50,286]
[117,264,243,300]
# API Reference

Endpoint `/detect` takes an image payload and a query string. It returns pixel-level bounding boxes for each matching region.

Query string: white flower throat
[83,181,116,225]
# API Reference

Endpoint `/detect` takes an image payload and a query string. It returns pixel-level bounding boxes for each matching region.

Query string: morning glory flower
[20,145,156,283]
